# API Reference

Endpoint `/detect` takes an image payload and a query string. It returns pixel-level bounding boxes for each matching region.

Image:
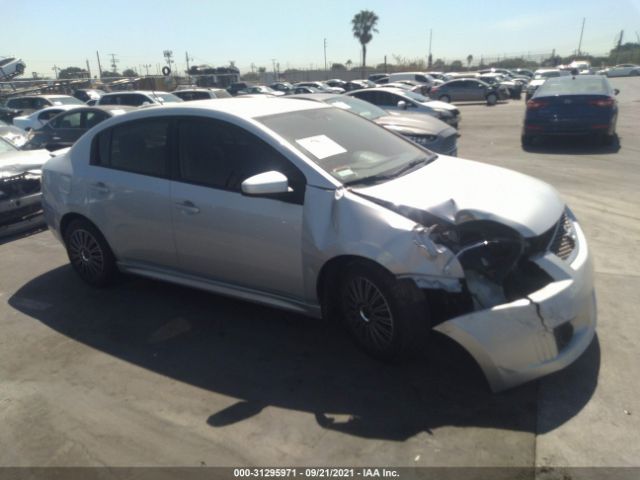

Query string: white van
[387,72,435,86]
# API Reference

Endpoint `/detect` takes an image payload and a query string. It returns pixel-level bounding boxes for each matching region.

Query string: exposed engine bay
[355,192,577,320]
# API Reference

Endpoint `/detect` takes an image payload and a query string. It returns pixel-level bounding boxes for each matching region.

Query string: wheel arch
[316,255,395,319]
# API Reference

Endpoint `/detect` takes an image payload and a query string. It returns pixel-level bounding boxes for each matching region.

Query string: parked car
[368,73,389,83]
[227,83,252,96]
[522,75,619,147]
[0,56,26,80]
[171,88,231,101]
[269,82,294,93]
[0,120,29,147]
[388,72,436,89]
[5,95,85,116]
[42,97,596,392]
[73,89,106,103]
[294,82,345,94]
[0,105,23,124]
[0,136,52,237]
[290,93,459,156]
[525,69,572,100]
[241,86,284,96]
[345,79,375,91]
[346,87,460,128]
[13,105,80,131]
[598,64,640,77]
[289,86,324,94]
[326,79,348,89]
[511,68,534,78]
[429,79,501,105]
[98,91,182,106]
[23,106,133,151]
[477,74,520,99]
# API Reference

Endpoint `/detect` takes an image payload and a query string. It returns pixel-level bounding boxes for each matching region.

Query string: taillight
[431,87,439,94]
[588,98,614,107]
[526,99,549,109]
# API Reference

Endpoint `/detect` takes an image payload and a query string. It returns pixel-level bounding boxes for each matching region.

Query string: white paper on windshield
[295,135,347,160]
[329,101,352,111]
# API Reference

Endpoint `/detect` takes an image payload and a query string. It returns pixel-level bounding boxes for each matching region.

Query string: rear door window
[92,118,170,177]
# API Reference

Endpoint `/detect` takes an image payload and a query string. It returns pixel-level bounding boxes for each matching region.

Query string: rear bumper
[435,219,596,392]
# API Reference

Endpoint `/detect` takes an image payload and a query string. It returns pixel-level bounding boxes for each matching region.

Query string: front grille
[549,212,576,260]
[0,172,41,199]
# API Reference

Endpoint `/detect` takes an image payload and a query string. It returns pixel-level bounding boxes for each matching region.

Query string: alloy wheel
[344,276,394,350]
[68,229,105,280]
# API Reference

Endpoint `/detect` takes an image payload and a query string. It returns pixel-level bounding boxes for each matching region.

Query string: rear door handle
[90,181,110,194]
[175,200,200,215]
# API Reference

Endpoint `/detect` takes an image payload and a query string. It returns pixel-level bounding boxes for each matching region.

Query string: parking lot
[0,77,638,474]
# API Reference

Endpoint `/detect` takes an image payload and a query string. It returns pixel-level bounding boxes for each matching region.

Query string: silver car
[42,98,596,392]
[346,87,460,128]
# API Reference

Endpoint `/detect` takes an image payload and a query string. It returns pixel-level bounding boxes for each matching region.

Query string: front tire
[439,95,451,103]
[486,93,498,105]
[64,219,117,287]
[340,262,429,360]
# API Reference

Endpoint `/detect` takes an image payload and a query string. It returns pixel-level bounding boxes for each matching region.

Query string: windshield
[325,96,387,120]
[536,71,560,79]
[0,137,18,154]
[153,93,183,103]
[50,97,84,105]
[257,107,434,186]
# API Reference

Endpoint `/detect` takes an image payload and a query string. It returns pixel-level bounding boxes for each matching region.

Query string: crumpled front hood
[0,149,50,178]
[350,156,565,237]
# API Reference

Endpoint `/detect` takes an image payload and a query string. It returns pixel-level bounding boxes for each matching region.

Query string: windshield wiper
[343,156,432,187]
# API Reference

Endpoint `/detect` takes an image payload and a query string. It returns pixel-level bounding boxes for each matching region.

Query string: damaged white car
[0,137,53,237]
[42,98,596,391]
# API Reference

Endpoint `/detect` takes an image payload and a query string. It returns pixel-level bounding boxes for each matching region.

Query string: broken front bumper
[434,220,596,392]
[0,192,45,238]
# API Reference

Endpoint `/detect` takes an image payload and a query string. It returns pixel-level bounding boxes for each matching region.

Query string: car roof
[101,90,167,96]
[109,96,329,119]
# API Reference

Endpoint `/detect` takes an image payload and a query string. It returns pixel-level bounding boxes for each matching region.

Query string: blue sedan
[522,75,619,147]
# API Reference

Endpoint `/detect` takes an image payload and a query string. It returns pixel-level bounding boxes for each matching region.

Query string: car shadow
[0,223,47,246]
[9,266,600,441]
[523,135,621,154]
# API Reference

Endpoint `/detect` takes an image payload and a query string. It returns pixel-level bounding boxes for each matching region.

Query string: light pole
[324,38,327,79]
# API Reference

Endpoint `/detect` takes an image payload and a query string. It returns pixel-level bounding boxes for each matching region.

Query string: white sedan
[12,105,79,131]
[0,56,26,80]
[600,64,640,77]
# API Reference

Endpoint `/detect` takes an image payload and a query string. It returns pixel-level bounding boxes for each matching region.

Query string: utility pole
[96,51,103,79]
[324,38,328,79]
[384,55,387,73]
[108,53,119,73]
[272,58,277,81]
[577,17,586,56]
[52,65,59,79]
[428,28,433,68]
[85,59,92,79]
[185,51,193,74]
[163,50,174,74]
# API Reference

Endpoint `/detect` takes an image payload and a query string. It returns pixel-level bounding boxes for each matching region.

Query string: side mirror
[241,171,290,196]
[397,100,408,110]
[614,89,620,95]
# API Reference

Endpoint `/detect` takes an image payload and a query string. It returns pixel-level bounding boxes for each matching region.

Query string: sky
[2,0,640,77]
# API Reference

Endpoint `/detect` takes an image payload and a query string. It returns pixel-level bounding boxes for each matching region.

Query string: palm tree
[466,54,474,70]
[351,10,379,78]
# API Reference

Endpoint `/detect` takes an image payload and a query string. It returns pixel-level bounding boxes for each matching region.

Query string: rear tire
[486,93,498,106]
[339,262,429,361]
[64,218,117,287]
[439,95,451,103]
